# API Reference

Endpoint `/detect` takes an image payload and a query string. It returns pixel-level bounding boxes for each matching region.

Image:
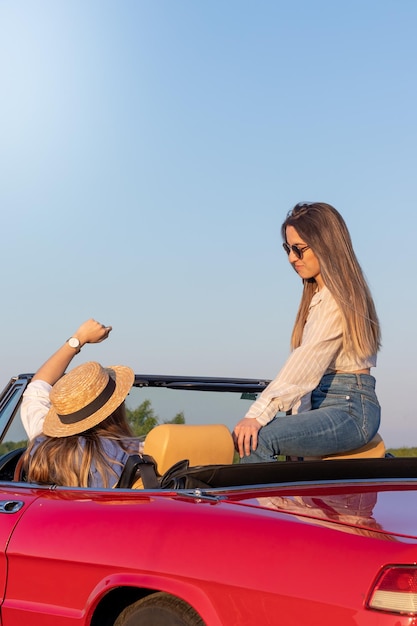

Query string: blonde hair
[282,202,381,358]
[23,404,134,487]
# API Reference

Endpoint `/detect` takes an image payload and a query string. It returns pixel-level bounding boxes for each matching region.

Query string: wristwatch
[67,337,81,353]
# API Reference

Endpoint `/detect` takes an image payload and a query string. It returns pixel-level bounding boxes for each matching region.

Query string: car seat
[303,433,386,461]
[132,423,235,488]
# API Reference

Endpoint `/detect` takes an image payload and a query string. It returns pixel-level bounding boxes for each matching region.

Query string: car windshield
[0,374,269,455]
[0,380,28,456]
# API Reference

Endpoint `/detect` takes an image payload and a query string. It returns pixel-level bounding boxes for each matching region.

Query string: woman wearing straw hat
[20,318,140,488]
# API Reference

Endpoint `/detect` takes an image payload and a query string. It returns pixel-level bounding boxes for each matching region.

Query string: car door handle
[0,501,24,514]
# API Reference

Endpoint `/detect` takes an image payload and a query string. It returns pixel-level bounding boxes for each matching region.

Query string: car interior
[0,374,394,491]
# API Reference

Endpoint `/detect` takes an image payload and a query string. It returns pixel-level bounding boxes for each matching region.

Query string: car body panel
[230,483,417,539]
[0,481,416,625]
[0,489,42,610]
[1,374,417,625]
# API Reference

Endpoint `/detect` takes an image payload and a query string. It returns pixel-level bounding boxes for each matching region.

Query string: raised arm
[32,318,112,385]
[21,319,113,440]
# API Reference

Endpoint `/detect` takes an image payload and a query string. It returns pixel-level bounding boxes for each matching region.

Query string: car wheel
[114,592,205,626]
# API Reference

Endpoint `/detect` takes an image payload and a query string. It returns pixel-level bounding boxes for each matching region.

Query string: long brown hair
[282,202,381,358]
[23,403,135,487]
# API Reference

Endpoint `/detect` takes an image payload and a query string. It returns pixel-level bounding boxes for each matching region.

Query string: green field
[388,447,417,457]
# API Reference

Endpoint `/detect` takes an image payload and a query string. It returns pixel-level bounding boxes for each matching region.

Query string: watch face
[68,337,80,349]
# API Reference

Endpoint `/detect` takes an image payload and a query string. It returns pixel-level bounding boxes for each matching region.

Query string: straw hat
[43,361,135,437]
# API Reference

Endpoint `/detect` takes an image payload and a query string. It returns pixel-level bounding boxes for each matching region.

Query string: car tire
[114,592,205,626]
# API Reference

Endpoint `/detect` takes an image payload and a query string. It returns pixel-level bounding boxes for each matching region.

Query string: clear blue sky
[1,0,416,447]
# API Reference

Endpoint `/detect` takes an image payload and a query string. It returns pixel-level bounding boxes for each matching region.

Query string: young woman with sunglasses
[233,202,381,462]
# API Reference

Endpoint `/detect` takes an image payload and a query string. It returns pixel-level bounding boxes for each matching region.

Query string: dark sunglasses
[294,201,315,209]
[282,242,310,260]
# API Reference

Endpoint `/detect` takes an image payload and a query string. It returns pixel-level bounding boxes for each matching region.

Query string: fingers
[91,319,112,343]
[233,418,261,458]
[97,322,112,342]
[75,319,112,345]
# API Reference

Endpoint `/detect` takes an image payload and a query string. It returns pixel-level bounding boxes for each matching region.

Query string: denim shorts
[240,373,381,463]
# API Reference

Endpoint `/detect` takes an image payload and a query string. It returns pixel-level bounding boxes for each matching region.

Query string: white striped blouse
[245,286,377,426]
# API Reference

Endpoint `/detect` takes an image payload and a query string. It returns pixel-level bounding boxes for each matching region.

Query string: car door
[0,376,37,610]
[0,486,41,611]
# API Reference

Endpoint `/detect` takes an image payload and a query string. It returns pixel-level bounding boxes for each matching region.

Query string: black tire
[114,592,205,626]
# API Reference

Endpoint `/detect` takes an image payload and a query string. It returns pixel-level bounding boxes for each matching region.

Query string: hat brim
[42,365,134,438]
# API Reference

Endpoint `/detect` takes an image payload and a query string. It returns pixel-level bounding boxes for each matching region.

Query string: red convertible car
[0,372,416,625]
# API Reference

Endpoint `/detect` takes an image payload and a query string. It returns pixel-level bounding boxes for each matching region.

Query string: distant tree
[164,411,185,425]
[126,399,158,437]
[0,440,27,456]
[126,401,185,437]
